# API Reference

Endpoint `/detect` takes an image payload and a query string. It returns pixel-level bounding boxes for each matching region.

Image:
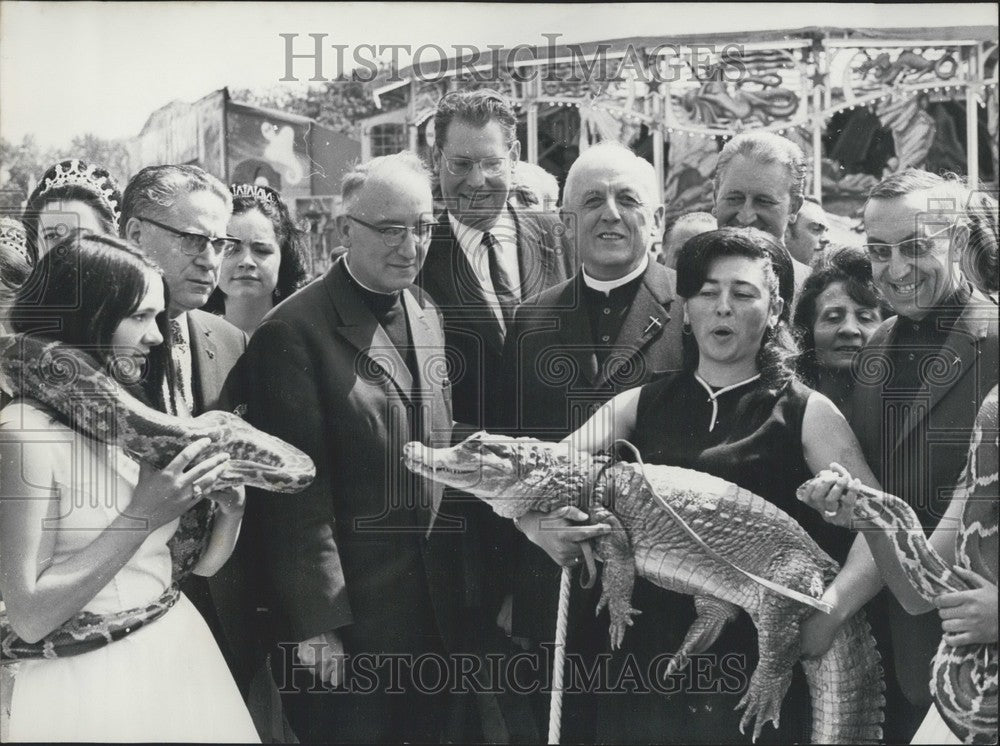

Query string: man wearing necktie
[233,152,471,743]
[120,164,254,725]
[497,141,684,741]
[418,88,577,432]
[416,97,576,724]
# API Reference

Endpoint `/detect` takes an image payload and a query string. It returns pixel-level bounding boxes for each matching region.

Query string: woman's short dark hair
[22,160,123,264]
[792,245,891,385]
[204,184,307,314]
[675,227,800,390]
[11,231,172,409]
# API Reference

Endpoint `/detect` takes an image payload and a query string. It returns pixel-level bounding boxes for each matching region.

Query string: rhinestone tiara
[35,160,120,233]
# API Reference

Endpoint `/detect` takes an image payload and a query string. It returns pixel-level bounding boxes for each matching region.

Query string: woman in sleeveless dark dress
[548,228,883,743]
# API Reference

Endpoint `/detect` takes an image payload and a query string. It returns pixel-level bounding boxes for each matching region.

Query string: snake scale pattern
[0,334,316,661]
[799,387,998,745]
[0,334,315,493]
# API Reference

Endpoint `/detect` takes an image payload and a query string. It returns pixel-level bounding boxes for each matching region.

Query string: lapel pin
[643,316,663,335]
[206,350,215,360]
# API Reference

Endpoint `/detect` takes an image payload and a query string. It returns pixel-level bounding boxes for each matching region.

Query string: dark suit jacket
[185,308,247,413]
[415,206,577,431]
[500,261,684,639]
[175,310,254,683]
[232,258,465,656]
[849,289,999,705]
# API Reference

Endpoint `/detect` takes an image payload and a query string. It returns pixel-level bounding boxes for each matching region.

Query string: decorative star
[810,69,828,88]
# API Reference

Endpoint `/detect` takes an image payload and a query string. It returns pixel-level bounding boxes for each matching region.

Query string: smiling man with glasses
[797,168,999,743]
[418,88,577,432]
[231,151,478,743]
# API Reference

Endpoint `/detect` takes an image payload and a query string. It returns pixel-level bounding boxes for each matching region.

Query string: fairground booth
[359,25,998,230]
[127,88,361,274]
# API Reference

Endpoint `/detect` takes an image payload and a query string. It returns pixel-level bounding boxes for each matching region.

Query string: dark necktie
[483,232,518,327]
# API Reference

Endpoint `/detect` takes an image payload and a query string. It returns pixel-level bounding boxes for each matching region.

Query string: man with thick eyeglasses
[120,164,256,733]
[135,214,242,258]
[797,168,999,742]
[121,165,247,416]
[230,151,475,743]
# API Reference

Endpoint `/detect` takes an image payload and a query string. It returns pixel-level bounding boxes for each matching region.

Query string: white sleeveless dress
[1,401,259,742]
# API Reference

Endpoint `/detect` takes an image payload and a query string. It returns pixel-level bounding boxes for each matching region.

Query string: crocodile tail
[801,610,884,744]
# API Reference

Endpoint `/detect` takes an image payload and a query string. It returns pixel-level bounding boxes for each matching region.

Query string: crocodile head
[403,431,593,519]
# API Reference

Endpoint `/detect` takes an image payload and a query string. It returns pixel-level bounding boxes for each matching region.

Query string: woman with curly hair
[792,246,891,419]
[204,183,307,335]
[518,228,882,743]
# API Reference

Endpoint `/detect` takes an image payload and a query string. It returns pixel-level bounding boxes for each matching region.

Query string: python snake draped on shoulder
[0,334,314,493]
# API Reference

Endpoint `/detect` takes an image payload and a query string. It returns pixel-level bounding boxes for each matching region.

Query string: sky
[1,1,997,149]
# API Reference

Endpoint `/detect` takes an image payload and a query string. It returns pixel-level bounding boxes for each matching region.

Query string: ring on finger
[823,508,838,517]
[192,483,203,499]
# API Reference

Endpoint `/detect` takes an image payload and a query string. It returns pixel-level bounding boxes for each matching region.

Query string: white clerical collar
[582,254,649,296]
[343,257,399,297]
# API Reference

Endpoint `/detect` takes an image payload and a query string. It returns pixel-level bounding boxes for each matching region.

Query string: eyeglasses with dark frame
[439,152,515,178]
[137,216,241,257]
[346,215,433,248]
[864,224,953,263]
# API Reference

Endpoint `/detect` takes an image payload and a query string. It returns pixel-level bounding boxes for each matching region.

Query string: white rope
[547,566,572,745]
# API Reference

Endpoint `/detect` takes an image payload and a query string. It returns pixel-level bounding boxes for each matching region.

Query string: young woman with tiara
[21,159,123,263]
[203,183,307,336]
[0,233,259,742]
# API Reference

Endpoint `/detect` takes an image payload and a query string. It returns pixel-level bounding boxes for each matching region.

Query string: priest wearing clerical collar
[231,150,475,743]
[495,140,684,743]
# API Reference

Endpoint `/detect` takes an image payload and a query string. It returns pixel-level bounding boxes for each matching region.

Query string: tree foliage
[0,133,129,207]
[231,80,379,138]
[0,81,376,207]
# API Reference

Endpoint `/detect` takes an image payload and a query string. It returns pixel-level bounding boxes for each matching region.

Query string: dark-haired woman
[0,234,258,741]
[520,228,882,743]
[793,246,891,419]
[204,183,306,335]
[21,159,122,263]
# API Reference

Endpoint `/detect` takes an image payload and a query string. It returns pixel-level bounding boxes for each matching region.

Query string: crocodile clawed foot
[595,559,639,650]
[663,652,687,680]
[606,606,641,650]
[735,688,781,743]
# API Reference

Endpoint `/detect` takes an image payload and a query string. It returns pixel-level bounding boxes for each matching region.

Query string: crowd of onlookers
[0,86,997,745]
